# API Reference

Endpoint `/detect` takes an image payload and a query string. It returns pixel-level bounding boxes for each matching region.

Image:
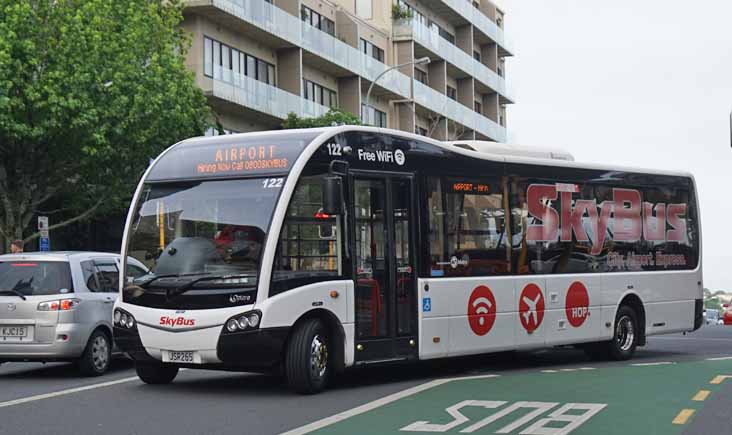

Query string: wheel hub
[310,335,328,379]
[92,336,109,371]
[615,315,635,352]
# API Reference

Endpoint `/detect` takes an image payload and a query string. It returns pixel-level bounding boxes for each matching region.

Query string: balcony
[196,0,411,98]
[393,19,514,102]
[209,65,330,120]
[413,81,506,142]
[416,0,513,56]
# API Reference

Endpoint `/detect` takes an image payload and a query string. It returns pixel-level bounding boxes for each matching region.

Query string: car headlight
[114,309,136,329]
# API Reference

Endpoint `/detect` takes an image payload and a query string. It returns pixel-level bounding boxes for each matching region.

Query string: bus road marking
[631,361,675,366]
[672,409,695,425]
[692,390,710,401]
[279,374,499,435]
[710,375,732,384]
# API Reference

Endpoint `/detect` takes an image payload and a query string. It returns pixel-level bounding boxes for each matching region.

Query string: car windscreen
[0,261,73,296]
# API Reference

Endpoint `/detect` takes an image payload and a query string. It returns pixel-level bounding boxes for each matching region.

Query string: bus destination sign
[196,145,289,175]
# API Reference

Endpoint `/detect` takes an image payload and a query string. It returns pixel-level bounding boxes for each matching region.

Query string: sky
[504,0,732,291]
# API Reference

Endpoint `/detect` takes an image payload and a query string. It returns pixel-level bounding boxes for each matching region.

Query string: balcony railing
[413,81,506,142]
[213,0,410,97]
[201,0,506,140]
[441,0,513,55]
[210,65,330,120]
[394,19,512,101]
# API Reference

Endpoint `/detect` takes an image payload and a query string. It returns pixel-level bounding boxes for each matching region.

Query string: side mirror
[322,175,344,215]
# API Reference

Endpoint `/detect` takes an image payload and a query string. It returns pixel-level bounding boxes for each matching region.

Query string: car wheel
[285,319,331,394]
[135,363,179,385]
[78,330,112,376]
[607,305,639,361]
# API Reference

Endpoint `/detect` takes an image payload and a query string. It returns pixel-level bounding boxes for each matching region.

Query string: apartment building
[182,0,513,141]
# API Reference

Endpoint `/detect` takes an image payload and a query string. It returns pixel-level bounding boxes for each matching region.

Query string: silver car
[0,252,148,376]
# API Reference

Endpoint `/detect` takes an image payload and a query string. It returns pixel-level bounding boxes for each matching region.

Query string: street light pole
[729,110,732,148]
[363,56,430,125]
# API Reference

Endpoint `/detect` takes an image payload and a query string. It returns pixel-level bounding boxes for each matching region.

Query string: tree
[0,0,210,249]
[282,108,361,129]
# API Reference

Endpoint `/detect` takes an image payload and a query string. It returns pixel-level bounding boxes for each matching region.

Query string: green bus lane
[307,359,732,435]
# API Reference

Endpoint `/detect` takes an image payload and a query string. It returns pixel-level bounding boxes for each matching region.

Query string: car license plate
[1,326,27,338]
[166,351,195,363]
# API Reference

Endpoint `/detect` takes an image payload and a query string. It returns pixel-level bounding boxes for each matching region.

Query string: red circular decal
[565,281,590,327]
[467,285,497,336]
[519,283,545,333]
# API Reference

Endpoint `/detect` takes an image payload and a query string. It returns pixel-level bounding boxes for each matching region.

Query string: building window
[359,38,384,62]
[397,0,428,27]
[205,127,240,137]
[447,86,457,101]
[361,104,386,127]
[415,126,428,136]
[474,101,482,115]
[498,58,505,77]
[204,36,275,86]
[473,51,481,62]
[355,0,372,19]
[499,105,506,126]
[430,21,455,45]
[303,79,338,108]
[496,10,504,28]
[301,6,335,36]
[415,68,428,85]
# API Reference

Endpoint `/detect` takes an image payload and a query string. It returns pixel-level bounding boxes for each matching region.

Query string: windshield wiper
[166,274,255,299]
[0,289,27,300]
[134,272,211,289]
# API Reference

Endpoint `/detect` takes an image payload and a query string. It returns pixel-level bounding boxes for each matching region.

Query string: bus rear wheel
[135,362,179,385]
[285,319,331,394]
[583,305,639,361]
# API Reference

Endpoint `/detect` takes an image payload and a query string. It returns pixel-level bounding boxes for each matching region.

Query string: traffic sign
[39,237,50,252]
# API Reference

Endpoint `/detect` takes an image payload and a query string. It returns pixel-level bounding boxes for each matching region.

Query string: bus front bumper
[114,324,290,370]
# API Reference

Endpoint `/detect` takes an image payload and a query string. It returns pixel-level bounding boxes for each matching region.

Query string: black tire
[582,305,639,361]
[285,319,331,394]
[608,305,639,361]
[135,362,179,385]
[78,330,112,377]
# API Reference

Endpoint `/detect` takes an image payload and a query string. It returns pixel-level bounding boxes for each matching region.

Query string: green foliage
[391,4,413,20]
[282,108,361,129]
[705,298,722,311]
[0,0,211,245]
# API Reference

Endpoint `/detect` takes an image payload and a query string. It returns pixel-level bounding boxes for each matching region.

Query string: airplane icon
[522,293,542,325]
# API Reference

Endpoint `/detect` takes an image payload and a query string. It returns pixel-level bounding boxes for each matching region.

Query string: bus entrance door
[352,175,417,363]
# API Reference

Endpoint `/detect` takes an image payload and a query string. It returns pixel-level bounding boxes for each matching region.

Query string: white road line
[0,376,140,409]
[650,337,732,342]
[706,356,732,361]
[579,367,596,371]
[279,374,500,435]
[541,369,558,373]
[631,361,676,366]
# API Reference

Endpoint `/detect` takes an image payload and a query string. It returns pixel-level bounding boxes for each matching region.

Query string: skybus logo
[159,316,195,327]
[526,184,687,255]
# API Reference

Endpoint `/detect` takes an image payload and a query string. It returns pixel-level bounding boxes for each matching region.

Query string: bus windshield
[125,177,283,288]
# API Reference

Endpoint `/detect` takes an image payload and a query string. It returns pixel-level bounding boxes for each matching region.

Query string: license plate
[1,326,27,338]
[166,351,195,363]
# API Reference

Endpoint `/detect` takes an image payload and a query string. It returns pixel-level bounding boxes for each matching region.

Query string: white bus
[114,126,702,393]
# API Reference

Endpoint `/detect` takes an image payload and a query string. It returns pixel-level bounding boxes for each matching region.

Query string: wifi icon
[467,286,497,336]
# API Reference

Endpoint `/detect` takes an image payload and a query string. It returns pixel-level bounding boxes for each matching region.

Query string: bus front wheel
[285,318,331,394]
[135,363,179,385]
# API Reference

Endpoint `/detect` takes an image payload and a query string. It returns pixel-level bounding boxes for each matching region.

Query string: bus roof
[147,126,694,182]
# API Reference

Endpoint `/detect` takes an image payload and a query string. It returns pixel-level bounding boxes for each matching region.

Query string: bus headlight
[223,310,262,333]
[226,319,239,332]
[114,308,137,330]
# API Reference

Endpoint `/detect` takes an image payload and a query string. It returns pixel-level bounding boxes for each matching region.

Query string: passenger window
[94,263,119,292]
[271,174,342,294]
[427,177,510,277]
[81,261,100,292]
